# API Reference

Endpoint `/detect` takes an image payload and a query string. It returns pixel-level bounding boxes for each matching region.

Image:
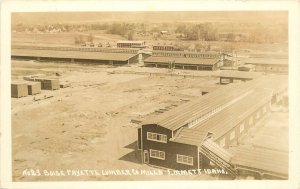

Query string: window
[147,132,167,143]
[240,123,245,133]
[220,138,226,147]
[150,149,165,160]
[177,154,193,165]
[230,130,235,140]
[249,116,253,125]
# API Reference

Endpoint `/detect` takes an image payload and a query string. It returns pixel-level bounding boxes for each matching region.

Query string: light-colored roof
[218,70,263,79]
[142,75,288,133]
[244,58,288,65]
[117,40,145,43]
[229,146,288,177]
[192,88,273,140]
[171,127,208,146]
[201,139,233,163]
[12,49,137,61]
[12,45,139,54]
[144,56,220,65]
[11,80,28,85]
[249,53,288,59]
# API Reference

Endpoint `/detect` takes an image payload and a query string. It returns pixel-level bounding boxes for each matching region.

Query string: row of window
[152,53,221,58]
[149,149,194,166]
[219,105,268,147]
[147,132,167,143]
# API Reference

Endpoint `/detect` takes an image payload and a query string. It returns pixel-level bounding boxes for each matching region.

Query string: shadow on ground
[119,141,142,164]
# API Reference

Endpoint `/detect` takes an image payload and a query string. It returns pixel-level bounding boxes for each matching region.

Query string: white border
[1,0,300,189]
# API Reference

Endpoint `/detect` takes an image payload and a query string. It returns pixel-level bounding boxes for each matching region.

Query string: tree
[127,30,134,40]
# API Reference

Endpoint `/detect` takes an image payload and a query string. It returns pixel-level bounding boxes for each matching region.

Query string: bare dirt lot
[12,60,221,181]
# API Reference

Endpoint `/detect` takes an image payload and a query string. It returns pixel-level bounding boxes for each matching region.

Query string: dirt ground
[11,60,221,181]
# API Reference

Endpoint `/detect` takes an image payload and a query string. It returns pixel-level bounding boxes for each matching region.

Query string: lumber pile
[36,78,60,90]
[23,74,47,81]
[11,81,28,98]
[60,82,71,88]
[27,81,41,95]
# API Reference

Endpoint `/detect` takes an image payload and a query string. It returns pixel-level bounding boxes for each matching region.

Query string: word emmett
[22,168,227,177]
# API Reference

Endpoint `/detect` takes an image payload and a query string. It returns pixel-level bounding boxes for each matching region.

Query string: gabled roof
[144,56,220,65]
[229,146,288,177]
[192,88,273,140]
[244,58,288,65]
[170,127,209,146]
[12,49,137,61]
[218,70,263,79]
[142,75,287,133]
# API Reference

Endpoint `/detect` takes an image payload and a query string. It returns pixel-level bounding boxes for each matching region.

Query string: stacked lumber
[23,74,47,81]
[60,82,71,88]
[43,79,60,90]
[11,81,28,98]
[27,81,41,95]
[34,77,60,90]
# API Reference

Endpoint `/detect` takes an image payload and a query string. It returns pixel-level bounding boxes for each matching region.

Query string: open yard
[12,60,221,181]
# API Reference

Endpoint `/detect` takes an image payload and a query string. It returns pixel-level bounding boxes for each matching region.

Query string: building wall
[251,64,288,73]
[140,124,199,170]
[215,102,271,148]
[144,61,214,71]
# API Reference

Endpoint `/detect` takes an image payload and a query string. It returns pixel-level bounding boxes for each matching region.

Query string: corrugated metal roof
[245,58,288,65]
[12,49,137,61]
[171,127,208,146]
[117,40,145,44]
[192,88,273,139]
[144,56,220,65]
[152,50,224,55]
[229,146,288,176]
[201,139,234,163]
[142,75,287,132]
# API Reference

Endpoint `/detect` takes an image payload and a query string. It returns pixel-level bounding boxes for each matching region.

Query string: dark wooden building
[138,75,288,177]
[143,51,228,71]
[116,40,146,48]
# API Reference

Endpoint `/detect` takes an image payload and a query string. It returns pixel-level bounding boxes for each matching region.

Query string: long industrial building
[144,50,228,71]
[244,58,288,74]
[137,75,288,179]
[11,46,139,65]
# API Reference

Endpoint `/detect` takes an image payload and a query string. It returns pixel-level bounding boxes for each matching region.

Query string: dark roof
[218,70,263,79]
[229,146,288,177]
[12,49,137,61]
[244,58,288,65]
[144,56,220,65]
[171,127,208,146]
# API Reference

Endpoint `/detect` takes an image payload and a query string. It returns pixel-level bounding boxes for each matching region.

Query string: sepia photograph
[1,0,300,189]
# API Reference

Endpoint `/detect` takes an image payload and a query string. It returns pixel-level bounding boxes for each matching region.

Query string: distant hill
[12,11,287,25]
